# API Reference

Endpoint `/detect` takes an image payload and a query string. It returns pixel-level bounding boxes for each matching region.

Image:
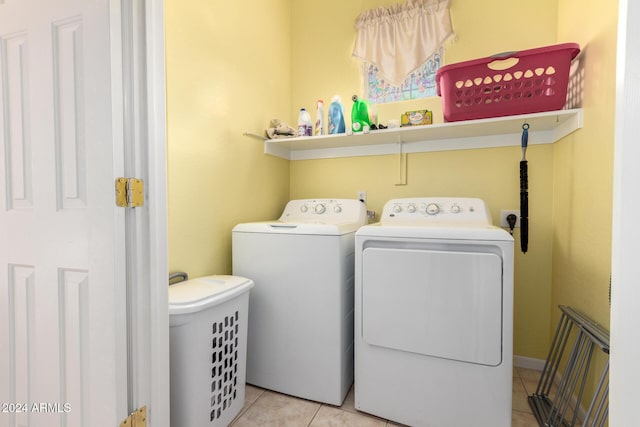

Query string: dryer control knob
[315,204,326,214]
[300,204,309,213]
[426,203,440,215]
[393,205,402,213]
[334,205,342,213]
[407,204,417,213]
[450,204,461,214]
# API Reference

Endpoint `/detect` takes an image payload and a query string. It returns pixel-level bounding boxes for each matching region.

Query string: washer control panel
[279,199,366,224]
[382,198,492,224]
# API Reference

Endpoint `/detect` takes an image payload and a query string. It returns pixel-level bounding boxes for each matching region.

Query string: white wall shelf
[249,109,583,160]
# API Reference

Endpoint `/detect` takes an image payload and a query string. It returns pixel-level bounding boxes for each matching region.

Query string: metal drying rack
[528,305,609,427]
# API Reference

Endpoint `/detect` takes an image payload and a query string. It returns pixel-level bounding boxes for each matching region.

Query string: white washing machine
[355,197,514,427]
[232,199,367,405]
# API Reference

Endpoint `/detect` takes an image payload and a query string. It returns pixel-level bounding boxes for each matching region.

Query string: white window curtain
[352,0,453,87]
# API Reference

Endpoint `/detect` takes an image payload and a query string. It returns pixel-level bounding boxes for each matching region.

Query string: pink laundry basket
[436,43,580,122]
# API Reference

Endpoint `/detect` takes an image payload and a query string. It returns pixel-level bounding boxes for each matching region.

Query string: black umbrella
[520,123,529,253]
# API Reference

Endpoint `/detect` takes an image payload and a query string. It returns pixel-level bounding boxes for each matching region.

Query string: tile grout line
[306,402,324,427]
[517,369,526,390]
[515,367,531,395]
[230,387,265,425]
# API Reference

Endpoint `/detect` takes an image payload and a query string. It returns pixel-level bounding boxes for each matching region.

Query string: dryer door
[361,247,503,366]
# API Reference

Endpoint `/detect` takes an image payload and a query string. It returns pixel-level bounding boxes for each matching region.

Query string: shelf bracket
[395,136,407,186]
[242,132,266,140]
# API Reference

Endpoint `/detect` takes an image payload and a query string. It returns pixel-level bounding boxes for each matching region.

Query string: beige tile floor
[230,366,541,426]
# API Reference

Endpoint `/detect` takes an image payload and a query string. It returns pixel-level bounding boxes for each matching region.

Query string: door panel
[0,1,127,426]
[361,247,503,366]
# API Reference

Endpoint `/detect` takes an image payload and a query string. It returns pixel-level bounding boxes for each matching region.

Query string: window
[365,47,442,104]
[352,0,453,104]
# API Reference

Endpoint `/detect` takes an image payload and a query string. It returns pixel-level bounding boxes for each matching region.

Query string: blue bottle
[327,96,345,134]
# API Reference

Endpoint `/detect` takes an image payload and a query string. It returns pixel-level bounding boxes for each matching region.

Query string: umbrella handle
[521,218,529,253]
[520,160,529,253]
[520,123,530,253]
[521,123,529,161]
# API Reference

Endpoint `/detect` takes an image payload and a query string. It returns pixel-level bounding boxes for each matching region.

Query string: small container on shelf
[401,110,433,127]
[351,95,371,133]
[315,100,325,136]
[297,108,313,137]
[327,96,346,135]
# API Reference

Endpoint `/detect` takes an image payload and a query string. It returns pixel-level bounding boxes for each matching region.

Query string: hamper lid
[168,275,254,315]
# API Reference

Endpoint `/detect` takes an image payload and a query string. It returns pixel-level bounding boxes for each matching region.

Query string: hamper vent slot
[210,310,241,422]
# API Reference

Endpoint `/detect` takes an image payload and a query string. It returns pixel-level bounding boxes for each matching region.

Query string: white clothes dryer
[355,198,514,427]
[232,199,366,405]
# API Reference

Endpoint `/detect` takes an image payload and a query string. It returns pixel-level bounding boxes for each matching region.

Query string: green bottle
[351,95,371,133]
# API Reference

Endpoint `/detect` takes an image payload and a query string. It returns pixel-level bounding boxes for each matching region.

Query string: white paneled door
[0,0,128,426]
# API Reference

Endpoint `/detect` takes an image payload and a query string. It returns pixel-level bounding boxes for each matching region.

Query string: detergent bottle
[351,95,371,133]
[327,96,346,134]
[297,108,312,137]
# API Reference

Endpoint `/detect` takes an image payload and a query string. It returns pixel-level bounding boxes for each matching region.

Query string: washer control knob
[407,204,417,213]
[393,205,402,213]
[450,204,461,214]
[425,203,440,215]
[315,204,326,214]
[334,205,342,213]
[300,204,309,213]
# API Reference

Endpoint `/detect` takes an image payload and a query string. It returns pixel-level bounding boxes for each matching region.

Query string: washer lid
[232,221,361,235]
[168,275,254,315]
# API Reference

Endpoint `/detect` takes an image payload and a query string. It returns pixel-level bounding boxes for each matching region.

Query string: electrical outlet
[500,210,521,228]
[358,191,367,205]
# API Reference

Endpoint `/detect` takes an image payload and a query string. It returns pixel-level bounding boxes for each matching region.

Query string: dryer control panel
[279,199,367,224]
[381,197,493,224]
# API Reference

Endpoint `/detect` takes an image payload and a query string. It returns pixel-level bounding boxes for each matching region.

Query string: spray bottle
[315,100,324,136]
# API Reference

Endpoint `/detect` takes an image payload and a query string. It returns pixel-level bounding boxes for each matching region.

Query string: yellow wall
[164,0,616,362]
[552,0,617,403]
[165,0,291,278]
[553,0,616,331]
[290,0,559,359]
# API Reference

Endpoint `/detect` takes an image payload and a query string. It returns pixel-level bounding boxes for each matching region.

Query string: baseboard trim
[514,355,546,371]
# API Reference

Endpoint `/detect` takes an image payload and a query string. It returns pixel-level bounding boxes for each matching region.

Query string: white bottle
[315,100,324,136]
[298,108,312,137]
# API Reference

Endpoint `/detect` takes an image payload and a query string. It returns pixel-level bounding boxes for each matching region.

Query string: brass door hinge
[120,406,147,427]
[115,177,144,207]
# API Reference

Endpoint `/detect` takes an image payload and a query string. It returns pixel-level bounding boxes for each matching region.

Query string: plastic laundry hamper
[436,43,580,122]
[169,275,254,427]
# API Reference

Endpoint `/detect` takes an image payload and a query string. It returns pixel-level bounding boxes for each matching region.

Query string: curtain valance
[352,0,453,86]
